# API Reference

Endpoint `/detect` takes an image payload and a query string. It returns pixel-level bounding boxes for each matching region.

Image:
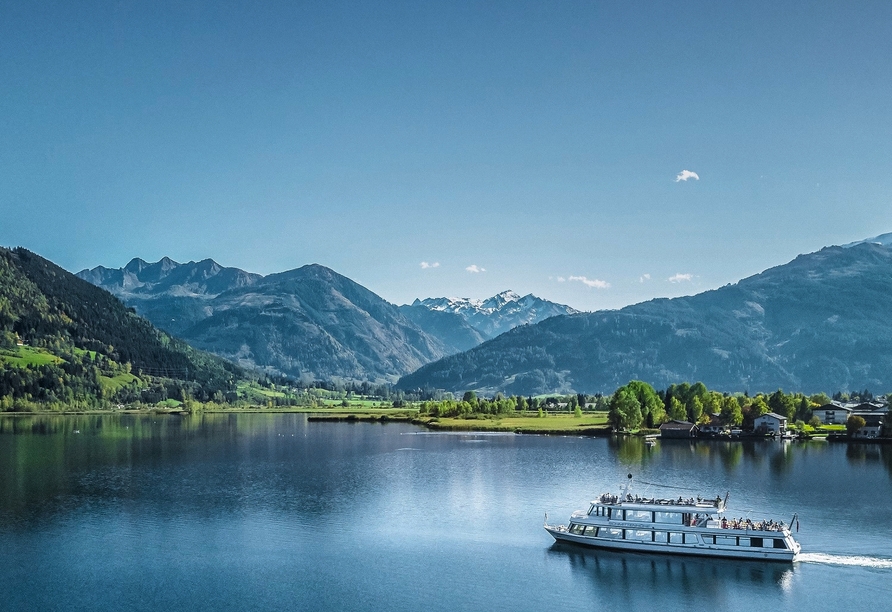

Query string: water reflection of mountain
[548,542,793,606]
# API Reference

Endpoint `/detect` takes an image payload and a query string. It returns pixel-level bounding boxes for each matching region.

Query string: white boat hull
[545,525,799,562]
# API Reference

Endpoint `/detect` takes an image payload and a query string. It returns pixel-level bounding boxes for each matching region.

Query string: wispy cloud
[420,261,440,269]
[466,264,486,273]
[569,275,610,289]
[556,276,566,282]
[668,273,693,283]
[675,170,700,182]
[639,273,651,283]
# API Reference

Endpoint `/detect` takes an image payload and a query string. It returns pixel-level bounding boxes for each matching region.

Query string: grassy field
[0,345,63,367]
[99,372,140,395]
[422,412,610,434]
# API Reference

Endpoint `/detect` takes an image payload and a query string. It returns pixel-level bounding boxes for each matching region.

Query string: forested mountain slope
[0,247,245,408]
[397,243,892,396]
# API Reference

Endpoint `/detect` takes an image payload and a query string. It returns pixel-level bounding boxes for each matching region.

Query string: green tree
[720,396,743,426]
[608,388,643,431]
[702,392,723,419]
[809,392,832,407]
[624,380,664,424]
[669,396,687,421]
[768,389,796,419]
[688,396,704,423]
[846,415,866,437]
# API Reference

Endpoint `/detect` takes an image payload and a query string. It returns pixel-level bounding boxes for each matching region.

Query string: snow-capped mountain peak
[410,291,578,339]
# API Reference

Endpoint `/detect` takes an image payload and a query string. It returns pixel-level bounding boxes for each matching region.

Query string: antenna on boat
[723,491,730,510]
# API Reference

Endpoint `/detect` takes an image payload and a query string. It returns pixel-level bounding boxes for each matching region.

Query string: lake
[1,413,890,611]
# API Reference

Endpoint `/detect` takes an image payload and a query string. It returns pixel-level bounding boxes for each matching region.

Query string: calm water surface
[1,413,891,611]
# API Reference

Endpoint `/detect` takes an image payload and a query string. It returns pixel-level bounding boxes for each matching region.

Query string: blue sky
[2,1,891,310]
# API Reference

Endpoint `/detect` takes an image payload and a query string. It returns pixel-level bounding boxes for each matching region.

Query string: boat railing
[597,493,722,508]
[713,518,787,532]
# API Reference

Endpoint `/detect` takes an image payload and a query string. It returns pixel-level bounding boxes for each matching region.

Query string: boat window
[588,504,596,515]
[739,537,750,547]
[668,532,684,543]
[715,536,737,546]
[703,534,715,544]
[583,526,598,536]
[684,533,698,544]
[600,528,623,539]
[773,539,787,549]
[625,530,651,541]
[626,510,652,522]
[749,537,763,548]
[609,508,624,520]
[654,512,682,524]
[653,531,668,543]
[569,524,585,535]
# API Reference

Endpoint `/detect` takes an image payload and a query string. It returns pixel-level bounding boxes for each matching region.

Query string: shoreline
[2,409,890,443]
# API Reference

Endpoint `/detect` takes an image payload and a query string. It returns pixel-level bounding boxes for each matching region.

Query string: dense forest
[0,247,248,410]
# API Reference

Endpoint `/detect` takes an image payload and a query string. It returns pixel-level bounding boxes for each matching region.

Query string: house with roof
[698,413,726,436]
[812,402,852,425]
[659,420,698,439]
[753,412,788,435]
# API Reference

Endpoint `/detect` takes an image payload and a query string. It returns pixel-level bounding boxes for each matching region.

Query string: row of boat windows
[567,524,788,550]
[588,506,692,524]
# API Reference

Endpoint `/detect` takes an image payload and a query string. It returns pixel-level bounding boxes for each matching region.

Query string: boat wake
[798,552,892,569]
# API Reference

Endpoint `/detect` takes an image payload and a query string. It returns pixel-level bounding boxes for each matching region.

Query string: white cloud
[466,264,486,273]
[420,261,440,269]
[569,275,610,289]
[639,273,651,283]
[675,170,700,182]
[556,276,566,282]
[668,273,693,283]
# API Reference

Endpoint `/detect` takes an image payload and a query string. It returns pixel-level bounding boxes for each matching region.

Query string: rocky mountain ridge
[78,258,572,382]
[398,242,892,396]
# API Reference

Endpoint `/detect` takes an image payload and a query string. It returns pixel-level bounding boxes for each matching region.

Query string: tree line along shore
[6,378,889,441]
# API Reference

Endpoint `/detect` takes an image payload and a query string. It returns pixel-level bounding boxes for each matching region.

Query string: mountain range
[398,242,892,396]
[78,259,573,382]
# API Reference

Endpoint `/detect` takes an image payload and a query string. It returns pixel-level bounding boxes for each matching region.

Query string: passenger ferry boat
[545,475,801,562]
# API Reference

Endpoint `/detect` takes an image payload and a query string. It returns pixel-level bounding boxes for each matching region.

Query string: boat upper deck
[594,493,725,512]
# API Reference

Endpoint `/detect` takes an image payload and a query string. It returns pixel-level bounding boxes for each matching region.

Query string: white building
[754,412,788,435]
[812,402,852,425]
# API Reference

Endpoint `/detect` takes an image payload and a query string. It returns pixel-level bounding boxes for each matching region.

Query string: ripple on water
[798,552,892,569]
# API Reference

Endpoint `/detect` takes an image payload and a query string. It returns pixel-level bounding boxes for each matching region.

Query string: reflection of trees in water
[549,542,792,604]
[845,443,892,478]
[768,441,795,474]
[718,442,744,470]
[608,436,658,467]
[0,414,385,522]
